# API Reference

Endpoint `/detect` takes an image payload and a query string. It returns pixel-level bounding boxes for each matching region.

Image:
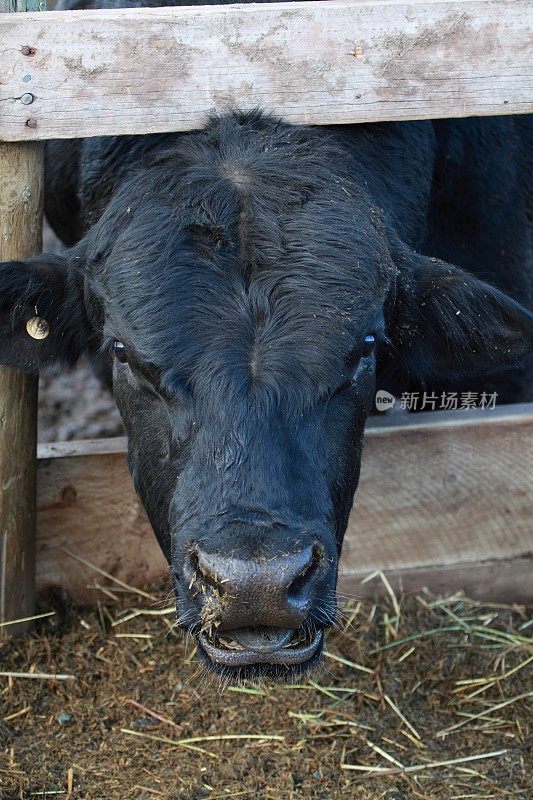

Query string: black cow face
[84,159,389,680]
[1,124,532,680]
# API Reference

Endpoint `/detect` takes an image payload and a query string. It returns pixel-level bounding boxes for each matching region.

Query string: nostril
[286,544,323,609]
[187,548,227,596]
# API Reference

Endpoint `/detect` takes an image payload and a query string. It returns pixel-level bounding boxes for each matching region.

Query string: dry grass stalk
[323,649,374,674]
[63,547,158,601]
[362,571,401,630]
[341,748,509,775]
[124,698,182,729]
[0,611,55,629]
[453,654,533,691]
[383,693,421,740]
[2,705,31,722]
[437,691,533,737]
[121,727,285,760]
[0,671,74,681]
[365,738,405,769]
[66,767,74,796]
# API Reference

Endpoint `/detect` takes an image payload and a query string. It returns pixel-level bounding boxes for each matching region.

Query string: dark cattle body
[1,0,532,680]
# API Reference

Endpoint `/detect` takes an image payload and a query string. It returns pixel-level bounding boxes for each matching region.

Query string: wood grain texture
[1,0,532,142]
[342,410,533,573]
[35,405,533,603]
[36,450,169,600]
[0,5,44,636]
[339,558,533,603]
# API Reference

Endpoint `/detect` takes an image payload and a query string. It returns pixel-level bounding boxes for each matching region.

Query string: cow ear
[0,252,91,372]
[389,244,533,382]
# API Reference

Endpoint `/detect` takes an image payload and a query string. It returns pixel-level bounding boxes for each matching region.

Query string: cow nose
[185,542,328,631]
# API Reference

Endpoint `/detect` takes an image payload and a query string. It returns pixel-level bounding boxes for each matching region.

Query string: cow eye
[113,340,128,363]
[362,334,376,357]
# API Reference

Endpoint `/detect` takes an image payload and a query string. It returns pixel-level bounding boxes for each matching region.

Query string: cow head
[1,113,531,679]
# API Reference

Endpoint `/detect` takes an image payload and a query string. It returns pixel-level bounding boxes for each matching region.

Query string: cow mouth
[197,626,323,667]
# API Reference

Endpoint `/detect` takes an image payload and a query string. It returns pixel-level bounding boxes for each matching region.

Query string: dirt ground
[0,588,531,800]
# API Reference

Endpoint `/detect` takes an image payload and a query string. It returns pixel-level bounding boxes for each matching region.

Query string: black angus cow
[0,0,531,680]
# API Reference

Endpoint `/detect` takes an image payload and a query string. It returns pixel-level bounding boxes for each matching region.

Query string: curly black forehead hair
[81,110,390,411]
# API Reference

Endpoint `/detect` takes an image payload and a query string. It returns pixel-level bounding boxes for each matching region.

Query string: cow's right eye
[362,334,376,357]
[113,340,128,363]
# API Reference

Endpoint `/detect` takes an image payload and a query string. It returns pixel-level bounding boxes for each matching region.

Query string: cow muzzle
[178,535,336,672]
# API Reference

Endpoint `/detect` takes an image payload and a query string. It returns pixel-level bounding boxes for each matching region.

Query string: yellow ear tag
[26,316,50,340]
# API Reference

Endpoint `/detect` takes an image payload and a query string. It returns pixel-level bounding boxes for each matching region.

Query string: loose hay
[0,587,531,799]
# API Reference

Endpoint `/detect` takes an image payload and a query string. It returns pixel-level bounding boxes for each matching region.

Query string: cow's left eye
[362,334,376,357]
[113,340,128,363]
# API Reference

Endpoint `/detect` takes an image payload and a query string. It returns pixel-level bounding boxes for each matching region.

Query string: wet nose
[185,542,328,631]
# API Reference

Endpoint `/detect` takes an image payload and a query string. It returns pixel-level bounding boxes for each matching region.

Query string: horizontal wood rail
[1,0,532,142]
[35,404,533,603]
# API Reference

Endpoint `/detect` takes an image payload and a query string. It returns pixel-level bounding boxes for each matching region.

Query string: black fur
[1,0,531,680]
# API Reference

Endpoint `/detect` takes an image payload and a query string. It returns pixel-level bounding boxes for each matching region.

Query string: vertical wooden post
[0,0,45,637]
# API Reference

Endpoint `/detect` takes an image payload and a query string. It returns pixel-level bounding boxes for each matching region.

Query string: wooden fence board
[1,0,532,142]
[339,557,533,603]
[0,0,45,639]
[35,405,533,603]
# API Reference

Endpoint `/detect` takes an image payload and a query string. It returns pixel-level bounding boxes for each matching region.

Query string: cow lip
[198,629,323,667]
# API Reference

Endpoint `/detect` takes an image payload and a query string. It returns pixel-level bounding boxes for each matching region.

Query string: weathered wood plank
[342,409,533,574]
[1,0,531,142]
[35,405,533,603]
[339,558,533,604]
[36,450,168,600]
[0,0,44,638]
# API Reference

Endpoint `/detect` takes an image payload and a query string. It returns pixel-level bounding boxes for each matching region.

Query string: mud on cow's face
[0,115,531,681]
